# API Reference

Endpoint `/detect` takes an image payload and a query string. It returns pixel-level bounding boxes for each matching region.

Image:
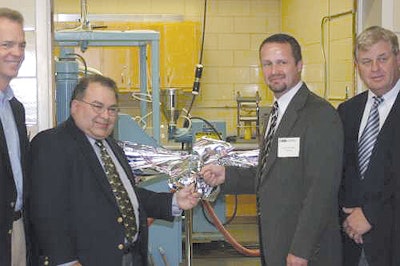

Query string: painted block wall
[281,0,355,107]
[54,0,280,137]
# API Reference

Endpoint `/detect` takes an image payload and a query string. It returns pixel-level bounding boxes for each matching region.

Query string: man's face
[0,17,25,88]
[356,40,400,96]
[260,42,302,98]
[71,82,118,140]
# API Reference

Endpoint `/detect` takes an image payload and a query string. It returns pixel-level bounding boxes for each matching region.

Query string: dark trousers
[122,242,144,266]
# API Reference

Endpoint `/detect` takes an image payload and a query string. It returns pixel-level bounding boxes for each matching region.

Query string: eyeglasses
[77,99,120,116]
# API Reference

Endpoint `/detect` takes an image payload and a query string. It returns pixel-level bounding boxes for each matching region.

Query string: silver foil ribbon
[120,137,258,201]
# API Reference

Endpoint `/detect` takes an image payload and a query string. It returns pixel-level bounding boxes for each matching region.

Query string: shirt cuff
[172,193,183,216]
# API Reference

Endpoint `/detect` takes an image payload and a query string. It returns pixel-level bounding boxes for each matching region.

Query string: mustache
[268,74,285,80]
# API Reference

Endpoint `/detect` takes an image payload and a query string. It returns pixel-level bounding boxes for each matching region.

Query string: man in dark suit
[200,34,343,265]
[338,26,400,266]
[0,8,30,266]
[29,74,199,266]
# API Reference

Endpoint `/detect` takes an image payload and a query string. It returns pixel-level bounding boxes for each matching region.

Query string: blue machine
[55,48,79,124]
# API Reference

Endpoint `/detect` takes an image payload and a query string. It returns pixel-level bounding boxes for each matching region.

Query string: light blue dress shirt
[0,85,23,211]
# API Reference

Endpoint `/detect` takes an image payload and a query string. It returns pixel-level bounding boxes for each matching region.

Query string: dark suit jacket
[224,84,343,266]
[0,97,29,266]
[29,117,174,266]
[338,90,400,266]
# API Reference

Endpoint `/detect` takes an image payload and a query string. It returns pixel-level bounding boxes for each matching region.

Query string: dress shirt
[0,85,23,211]
[265,81,303,136]
[358,78,400,140]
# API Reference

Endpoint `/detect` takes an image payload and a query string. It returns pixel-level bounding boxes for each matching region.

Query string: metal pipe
[80,0,90,30]
[321,9,355,100]
[184,209,193,266]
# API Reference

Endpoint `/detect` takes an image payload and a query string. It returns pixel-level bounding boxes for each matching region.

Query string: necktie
[358,96,384,179]
[95,140,137,243]
[260,101,279,174]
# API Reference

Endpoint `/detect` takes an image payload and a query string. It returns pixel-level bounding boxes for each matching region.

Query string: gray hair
[0,8,24,25]
[355,26,399,60]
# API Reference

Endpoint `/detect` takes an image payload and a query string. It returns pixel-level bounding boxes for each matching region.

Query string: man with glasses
[29,74,200,266]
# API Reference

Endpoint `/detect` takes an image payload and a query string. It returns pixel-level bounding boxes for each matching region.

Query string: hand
[287,253,308,266]
[342,207,372,244]
[72,263,82,266]
[175,184,201,210]
[199,164,226,187]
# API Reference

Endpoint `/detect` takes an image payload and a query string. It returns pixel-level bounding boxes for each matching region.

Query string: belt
[13,210,22,221]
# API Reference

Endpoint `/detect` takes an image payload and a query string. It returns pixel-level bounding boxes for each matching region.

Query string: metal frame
[54,30,161,143]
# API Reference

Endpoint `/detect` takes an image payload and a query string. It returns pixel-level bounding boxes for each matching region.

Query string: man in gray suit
[200,34,343,266]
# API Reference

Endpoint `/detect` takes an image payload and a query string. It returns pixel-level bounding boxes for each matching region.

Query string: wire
[190,117,222,140]
[202,200,260,257]
[185,0,208,117]
[189,116,239,227]
[66,53,88,75]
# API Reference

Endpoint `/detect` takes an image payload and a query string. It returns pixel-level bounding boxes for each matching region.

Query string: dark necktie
[259,101,279,174]
[358,96,384,179]
[95,140,137,243]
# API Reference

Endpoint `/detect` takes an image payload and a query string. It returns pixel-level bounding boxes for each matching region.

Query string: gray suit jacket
[224,84,343,265]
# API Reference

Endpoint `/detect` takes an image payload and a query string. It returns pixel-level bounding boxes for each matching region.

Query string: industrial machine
[54,30,226,266]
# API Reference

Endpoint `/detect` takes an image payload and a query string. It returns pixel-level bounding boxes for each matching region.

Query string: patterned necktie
[95,140,137,242]
[358,96,384,179]
[260,101,279,173]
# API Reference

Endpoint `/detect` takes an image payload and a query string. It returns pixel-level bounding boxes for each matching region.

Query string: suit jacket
[29,117,174,266]
[224,84,343,266]
[0,97,29,266]
[338,90,400,266]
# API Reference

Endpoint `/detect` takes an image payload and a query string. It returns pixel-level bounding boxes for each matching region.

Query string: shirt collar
[0,85,15,103]
[274,81,303,115]
[367,78,400,103]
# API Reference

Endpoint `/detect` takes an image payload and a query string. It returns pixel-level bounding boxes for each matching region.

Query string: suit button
[8,229,12,235]
[118,244,124,250]
[117,217,123,223]
[10,202,15,208]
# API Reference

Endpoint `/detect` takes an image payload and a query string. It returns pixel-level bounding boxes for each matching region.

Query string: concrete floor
[180,217,261,266]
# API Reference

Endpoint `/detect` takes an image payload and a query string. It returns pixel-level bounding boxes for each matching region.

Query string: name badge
[277,137,300,158]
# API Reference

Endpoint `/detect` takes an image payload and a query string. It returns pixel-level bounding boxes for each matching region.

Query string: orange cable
[202,200,260,257]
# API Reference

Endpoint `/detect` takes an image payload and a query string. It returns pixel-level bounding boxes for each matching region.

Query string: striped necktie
[95,140,137,242]
[260,101,279,173]
[358,96,384,179]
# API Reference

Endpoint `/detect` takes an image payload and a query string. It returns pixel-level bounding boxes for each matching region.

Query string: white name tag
[277,137,300,157]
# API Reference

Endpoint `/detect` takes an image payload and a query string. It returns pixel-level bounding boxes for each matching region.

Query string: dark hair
[259,33,302,64]
[354,26,399,60]
[0,8,24,25]
[70,74,118,107]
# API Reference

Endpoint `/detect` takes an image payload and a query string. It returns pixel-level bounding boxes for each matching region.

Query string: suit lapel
[380,88,400,132]
[258,85,309,185]
[64,117,119,208]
